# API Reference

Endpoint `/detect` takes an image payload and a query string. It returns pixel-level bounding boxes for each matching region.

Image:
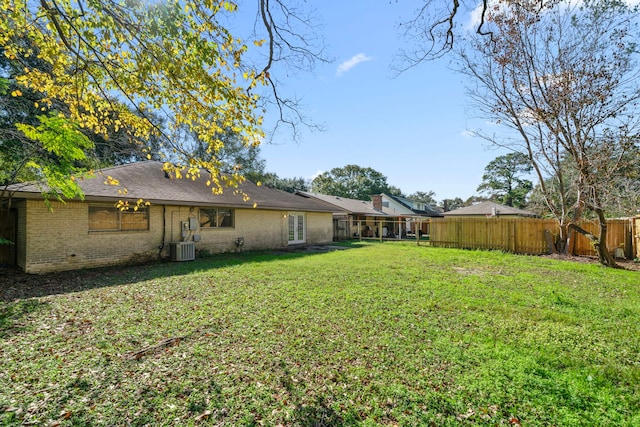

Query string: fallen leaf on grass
[456,408,475,420]
[194,410,212,421]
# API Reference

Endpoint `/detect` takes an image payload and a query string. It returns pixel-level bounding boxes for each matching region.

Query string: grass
[1,241,639,426]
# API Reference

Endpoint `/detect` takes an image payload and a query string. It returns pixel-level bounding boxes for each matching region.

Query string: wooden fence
[572,219,633,258]
[430,216,636,258]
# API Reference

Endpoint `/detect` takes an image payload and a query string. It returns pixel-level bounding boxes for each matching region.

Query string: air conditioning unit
[170,241,195,261]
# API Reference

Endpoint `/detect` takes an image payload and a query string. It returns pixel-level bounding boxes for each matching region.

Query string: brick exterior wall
[372,195,383,211]
[17,200,333,273]
[306,212,334,244]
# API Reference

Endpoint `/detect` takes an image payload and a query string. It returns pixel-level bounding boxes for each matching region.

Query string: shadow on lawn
[292,398,344,427]
[0,298,47,339]
[276,358,344,426]
[0,242,362,303]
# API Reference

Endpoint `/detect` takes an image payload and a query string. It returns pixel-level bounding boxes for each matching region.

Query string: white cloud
[467,2,486,31]
[466,0,504,31]
[336,53,373,76]
[310,169,324,180]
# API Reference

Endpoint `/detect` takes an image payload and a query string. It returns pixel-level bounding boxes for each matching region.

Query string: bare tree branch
[254,0,329,142]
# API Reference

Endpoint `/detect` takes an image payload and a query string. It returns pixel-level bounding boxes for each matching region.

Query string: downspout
[158,205,166,259]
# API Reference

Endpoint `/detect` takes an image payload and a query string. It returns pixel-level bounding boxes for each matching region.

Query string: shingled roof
[443,201,537,217]
[8,161,336,212]
[382,194,443,217]
[296,191,390,216]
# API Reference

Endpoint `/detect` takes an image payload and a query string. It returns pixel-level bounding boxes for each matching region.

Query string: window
[89,206,149,231]
[199,208,235,228]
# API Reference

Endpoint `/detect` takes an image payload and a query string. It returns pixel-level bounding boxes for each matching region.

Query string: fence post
[625,218,633,260]
[635,217,640,260]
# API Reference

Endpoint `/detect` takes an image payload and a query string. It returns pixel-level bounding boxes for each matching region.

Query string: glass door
[287,213,306,244]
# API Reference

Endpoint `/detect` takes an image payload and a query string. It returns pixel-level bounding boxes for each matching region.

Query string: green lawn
[1,242,639,426]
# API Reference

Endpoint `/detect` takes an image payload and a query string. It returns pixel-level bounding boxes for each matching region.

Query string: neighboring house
[296,191,390,239]
[373,194,443,218]
[372,194,443,237]
[4,161,335,273]
[298,191,441,240]
[443,201,538,218]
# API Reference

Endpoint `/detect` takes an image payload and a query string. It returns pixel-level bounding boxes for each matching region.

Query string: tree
[456,0,640,266]
[311,165,397,200]
[528,149,640,219]
[0,0,327,210]
[440,197,467,212]
[254,173,310,193]
[408,191,438,207]
[396,0,496,65]
[477,153,532,208]
[1,41,163,171]
[252,0,329,142]
[180,124,267,177]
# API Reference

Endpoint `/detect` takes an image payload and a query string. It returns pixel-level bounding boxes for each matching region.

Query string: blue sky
[239,1,509,201]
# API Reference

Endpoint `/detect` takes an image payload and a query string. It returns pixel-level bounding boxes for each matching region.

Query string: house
[443,201,538,218]
[298,191,441,240]
[3,161,336,273]
[296,191,390,239]
[372,194,443,237]
[372,194,443,218]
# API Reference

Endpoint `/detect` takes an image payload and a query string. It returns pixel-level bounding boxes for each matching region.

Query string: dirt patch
[271,245,351,255]
[540,253,640,271]
[452,267,487,276]
[0,264,152,301]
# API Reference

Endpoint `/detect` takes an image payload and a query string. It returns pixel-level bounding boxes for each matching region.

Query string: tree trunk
[594,209,617,267]
[558,222,569,254]
[568,215,618,268]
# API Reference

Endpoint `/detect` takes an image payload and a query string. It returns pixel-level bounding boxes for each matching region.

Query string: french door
[287,213,306,244]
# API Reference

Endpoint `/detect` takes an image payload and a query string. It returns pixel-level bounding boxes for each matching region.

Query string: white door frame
[287,212,306,245]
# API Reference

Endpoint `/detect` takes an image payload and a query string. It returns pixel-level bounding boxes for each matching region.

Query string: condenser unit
[170,241,195,261]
